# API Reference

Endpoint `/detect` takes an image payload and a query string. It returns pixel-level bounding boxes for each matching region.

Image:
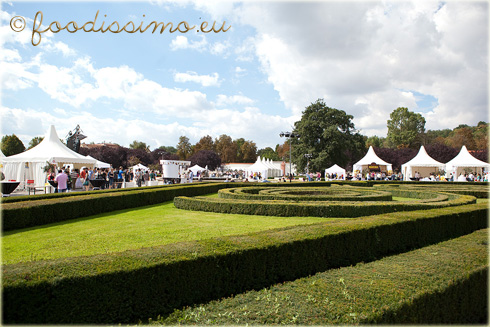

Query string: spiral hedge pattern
[174,185,477,218]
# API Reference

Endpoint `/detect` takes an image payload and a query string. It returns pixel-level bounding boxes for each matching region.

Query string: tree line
[1,100,487,173]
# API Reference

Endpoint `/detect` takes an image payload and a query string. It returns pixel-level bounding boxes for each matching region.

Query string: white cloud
[169,35,207,51]
[174,71,220,87]
[215,94,254,107]
[234,1,487,135]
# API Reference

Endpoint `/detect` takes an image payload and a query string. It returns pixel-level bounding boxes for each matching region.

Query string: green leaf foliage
[387,107,426,149]
[291,99,365,173]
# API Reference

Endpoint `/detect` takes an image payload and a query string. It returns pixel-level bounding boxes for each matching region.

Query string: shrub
[2,203,487,324]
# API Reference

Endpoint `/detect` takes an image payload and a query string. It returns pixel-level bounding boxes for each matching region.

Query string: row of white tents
[344,145,489,181]
[1,126,489,185]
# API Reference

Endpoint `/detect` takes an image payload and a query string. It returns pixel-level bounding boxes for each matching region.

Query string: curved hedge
[175,186,474,218]
[218,186,393,202]
[2,203,487,324]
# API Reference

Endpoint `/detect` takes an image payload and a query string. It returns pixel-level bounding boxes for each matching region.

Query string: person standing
[55,169,69,193]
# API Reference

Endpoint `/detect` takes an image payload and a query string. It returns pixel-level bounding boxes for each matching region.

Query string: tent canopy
[87,155,111,169]
[132,163,149,171]
[400,146,445,180]
[353,146,392,173]
[189,164,205,173]
[325,164,346,175]
[2,125,96,165]
[445,145,490,176]
[245,156,271,179]
[2,125,96,186]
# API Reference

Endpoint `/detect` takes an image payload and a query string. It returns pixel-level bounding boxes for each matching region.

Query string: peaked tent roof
[401,146,445,168]
[132,163,149,171]
[446,145,490,170]
[0,149,5,158]
[2,125,96,165]
[353,146,392,171]
[325,164,346,174]
[189,164,205,173]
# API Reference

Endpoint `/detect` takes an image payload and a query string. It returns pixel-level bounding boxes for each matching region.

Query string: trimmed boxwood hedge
[1,183,227,231]
[174,189,474,218]
[2,203,487,324]
[218,186,393,202]
[159,229,488,325]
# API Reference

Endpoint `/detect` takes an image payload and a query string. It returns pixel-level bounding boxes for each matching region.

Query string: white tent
[132,163,149,172]
[445,145,490,178]
[2,125,96,186]
[401,146,445,181]
[0,149,5,157]
[86,155,111,169]
[353,146,393,173]
[325,164,346,179]
[262,157,282,177]
[245,156,270,179]
[189,164,205,174]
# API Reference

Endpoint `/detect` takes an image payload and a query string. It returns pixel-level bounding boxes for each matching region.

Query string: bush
[174,187,475,218]
[160,229,488,325]
[2,183,227,231]
[2,203,487,324]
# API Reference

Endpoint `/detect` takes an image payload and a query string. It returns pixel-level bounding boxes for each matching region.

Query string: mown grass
[2,199,330,265]
[154,228,488,325]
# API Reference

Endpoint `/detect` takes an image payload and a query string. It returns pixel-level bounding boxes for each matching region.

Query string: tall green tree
[129,140,149,151]
[291,99,365,173]
[176,136,192,160]
[193,135,215,153]
[1,134,25,156]
[240,140,257,163]
[386,107,426,149]
[257,147,280,161]
[215,134,237,163]
[158,145,178,154]
[28,136,44,149]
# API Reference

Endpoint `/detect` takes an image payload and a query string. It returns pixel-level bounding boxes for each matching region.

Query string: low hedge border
[1,183,228,231]
[375,183,489,198]
[174,191,474,218]
[159,228,488,325]
[218,186,393,202]
[0,182,215,204]
[2,203,487,324]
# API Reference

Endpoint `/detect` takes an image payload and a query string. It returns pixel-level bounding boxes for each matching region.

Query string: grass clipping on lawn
[156,228,488,325]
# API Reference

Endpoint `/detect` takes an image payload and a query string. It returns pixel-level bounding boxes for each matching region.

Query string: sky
[0,0,488,151]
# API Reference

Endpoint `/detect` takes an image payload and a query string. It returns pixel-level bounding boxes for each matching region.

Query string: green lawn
[2,200,329,265]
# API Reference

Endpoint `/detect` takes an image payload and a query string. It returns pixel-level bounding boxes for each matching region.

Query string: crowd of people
[47,166,159,192]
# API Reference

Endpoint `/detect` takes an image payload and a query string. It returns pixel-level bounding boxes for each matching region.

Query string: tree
[275,142,289,161]
[158,146,178,154]
[129,140,149,151]
[234,138,246,162]
[28,136,44,149]
[1,134,25,156]
[239,140,257,163]
[188,150,222,170]
[176,136,192,160]
[291,99,365,173]
[193,135,215,153]
[387,107,426,149]
[257,147,280,161]
[365,135,384,148]
[215,134,237,163]
[447,127,476,150]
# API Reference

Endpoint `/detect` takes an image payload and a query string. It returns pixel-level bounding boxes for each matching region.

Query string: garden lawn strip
[157,228,489,325]
[2,201,328,265]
